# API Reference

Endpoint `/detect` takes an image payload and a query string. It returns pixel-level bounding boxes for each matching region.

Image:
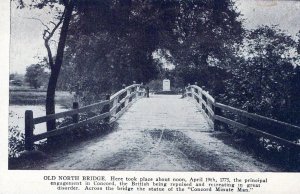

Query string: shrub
[8,126,25,158]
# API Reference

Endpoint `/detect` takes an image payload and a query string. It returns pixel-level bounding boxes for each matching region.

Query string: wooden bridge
[23,83,300,171]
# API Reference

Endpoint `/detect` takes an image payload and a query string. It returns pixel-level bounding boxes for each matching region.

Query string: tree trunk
[46,68,60,131]
[46,1,74,132]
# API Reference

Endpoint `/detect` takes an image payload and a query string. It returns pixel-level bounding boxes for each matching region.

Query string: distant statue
[163,79,171,91]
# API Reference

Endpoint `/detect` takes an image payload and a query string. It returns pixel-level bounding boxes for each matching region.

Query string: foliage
[147,79,163,92]
[16,1,299,126]
[9,73,16,80]
[25,64,49,89]
[172,0,244,92]
[55,0,243,103]
[8,125,25,158]
[222,26,299,125]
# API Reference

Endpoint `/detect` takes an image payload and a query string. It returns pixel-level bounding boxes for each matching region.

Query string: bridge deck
[41,95,277,171]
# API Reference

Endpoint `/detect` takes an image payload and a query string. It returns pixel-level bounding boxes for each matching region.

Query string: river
[9,105,69,135]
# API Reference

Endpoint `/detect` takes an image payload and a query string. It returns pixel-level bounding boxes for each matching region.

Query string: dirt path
[35,95,278,171]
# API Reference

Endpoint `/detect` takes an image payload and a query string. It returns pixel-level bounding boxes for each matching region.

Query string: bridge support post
[125,86,130,106]
[146,86,149,98]
[133,81,138,100]
[72,102,79,123]
[103,94,111,123]
[213,106,222,131]
[182,87,187,98]
[25,110,34,151]
[244,104,261,153]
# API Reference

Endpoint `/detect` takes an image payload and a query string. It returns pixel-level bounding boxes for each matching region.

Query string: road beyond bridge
[38,95,277,171]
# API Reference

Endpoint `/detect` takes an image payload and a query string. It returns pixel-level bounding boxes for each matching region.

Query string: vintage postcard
[1,0,300,193]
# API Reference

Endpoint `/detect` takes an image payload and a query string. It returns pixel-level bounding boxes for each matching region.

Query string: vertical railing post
[246,105,254,126]
[213,99,222,131]
[25,110,34,151]
[103,94,111,123]
[146,86,150,98]
[187,83,191,97]
[133,81,138,100]
[72,102,79,123]
[184,85,189,97]
[193,82,198,100]
[125,85,130,107]
[245,104,259,152]
[112,96,119,116]
[120,84,127,111]
[139,82,143,97]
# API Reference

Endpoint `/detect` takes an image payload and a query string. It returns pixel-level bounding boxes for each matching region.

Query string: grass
[9,86,74,108]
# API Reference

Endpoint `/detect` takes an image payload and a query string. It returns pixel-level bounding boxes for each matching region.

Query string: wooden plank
[110,92,137,117]
[109,100,135,124]
[215,115,300,150]
[110,103,120,115]
[118,91,136,105]
[206,106,214,117]
[33,112,110,141]
[33,100,109,124]
[192,91,201,99]
[25,110,34,151]
[202,110,214,128]
[215,103,300,134]
[110,85,138,100]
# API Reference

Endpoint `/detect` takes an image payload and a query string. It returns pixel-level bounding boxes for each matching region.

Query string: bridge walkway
[40,95,277,171]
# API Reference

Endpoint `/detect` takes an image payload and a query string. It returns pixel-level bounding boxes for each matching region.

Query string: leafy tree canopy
[25,64,49,89]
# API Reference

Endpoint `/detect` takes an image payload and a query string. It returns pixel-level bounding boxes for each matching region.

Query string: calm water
[9,105,69,135]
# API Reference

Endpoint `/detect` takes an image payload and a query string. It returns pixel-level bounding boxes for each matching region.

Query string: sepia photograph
[6,0,300,176]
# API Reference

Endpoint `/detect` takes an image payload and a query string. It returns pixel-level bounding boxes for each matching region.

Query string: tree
[16,0,75,132]
[58,0,244,102]
[171,0,244,94]
[58,0,178,102]
[16,0,244,132]
[25,64,48,89]
[223,26,298,123]
[9,73,16,80]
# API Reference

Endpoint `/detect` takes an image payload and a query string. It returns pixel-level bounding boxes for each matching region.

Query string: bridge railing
[184,84,300,154]
[184,84,215,128]
[24,83,146,151]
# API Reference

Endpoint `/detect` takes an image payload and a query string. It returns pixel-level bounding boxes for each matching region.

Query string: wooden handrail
[24,83,146,151]
[215,115,300,150]
[184,84,300,152]
[110,84,140,100]
[189,84,215,103]
[215,102,300,135]
[33,112,110,141]
[33,100,110,124]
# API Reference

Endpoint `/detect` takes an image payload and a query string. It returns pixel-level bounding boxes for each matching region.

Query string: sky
[10,0,300,74]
